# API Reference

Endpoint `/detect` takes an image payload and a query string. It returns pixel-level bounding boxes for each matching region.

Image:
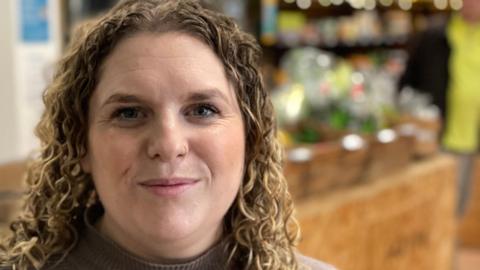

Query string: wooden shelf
[278,1,454,14]
[264,38,407,53]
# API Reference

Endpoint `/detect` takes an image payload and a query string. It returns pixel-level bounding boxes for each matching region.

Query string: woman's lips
[139,178,199,196]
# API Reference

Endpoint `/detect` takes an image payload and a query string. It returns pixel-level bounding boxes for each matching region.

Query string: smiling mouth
[139,178,199,196]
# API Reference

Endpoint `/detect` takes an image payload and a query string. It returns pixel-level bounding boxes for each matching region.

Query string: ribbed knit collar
[64,206,229,270]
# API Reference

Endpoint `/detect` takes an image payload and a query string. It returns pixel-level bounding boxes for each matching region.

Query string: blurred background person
[400,0,480,218]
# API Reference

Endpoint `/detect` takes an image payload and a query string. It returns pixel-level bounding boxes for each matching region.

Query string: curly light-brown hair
[0,1,300,269]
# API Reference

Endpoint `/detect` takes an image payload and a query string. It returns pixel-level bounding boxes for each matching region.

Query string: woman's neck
[95,213,224,264]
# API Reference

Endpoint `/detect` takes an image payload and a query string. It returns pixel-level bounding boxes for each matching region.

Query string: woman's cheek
[94,130,142,180]
[205,125,245,177]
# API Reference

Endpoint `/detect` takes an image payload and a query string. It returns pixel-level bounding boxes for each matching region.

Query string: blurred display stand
[260,0,455,56]
[296,154,456,270]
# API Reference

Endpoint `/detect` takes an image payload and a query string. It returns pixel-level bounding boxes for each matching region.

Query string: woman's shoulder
[0,263,75,270]
[297,253,337,270]
[0,256,76,270]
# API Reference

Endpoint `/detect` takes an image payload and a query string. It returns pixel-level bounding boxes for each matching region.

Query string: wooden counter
[296,155,457,270]
[0,161,26,236]
[0,161,26,192]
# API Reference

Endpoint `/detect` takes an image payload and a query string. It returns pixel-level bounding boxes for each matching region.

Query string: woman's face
[81,32,245,262]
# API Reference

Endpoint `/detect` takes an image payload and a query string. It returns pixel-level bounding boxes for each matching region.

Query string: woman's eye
[190,104,218,118]
[113,107,145,121]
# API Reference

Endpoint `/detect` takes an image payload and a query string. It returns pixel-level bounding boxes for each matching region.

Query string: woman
[0,1,334,269]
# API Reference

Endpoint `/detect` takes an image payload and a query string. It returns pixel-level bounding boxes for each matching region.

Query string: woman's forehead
[107,32,212,61]
[91,32,238,108]
[98,32,223,79]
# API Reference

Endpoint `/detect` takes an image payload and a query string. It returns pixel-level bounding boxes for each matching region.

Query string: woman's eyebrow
[101,94,146,108]
[186,88,231,104]
[100,88,231,109]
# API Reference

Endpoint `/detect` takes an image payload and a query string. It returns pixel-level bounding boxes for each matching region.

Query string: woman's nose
[146,114,188,162]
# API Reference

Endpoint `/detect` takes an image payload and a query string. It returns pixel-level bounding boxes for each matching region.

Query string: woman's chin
[137,214,221,244]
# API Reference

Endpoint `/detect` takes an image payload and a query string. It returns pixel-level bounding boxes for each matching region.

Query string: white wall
[0,0,62,164]
[0,0,19,164]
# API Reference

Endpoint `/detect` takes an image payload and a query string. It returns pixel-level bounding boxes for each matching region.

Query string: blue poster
[260,0,278,46]
[20,0,49,43]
